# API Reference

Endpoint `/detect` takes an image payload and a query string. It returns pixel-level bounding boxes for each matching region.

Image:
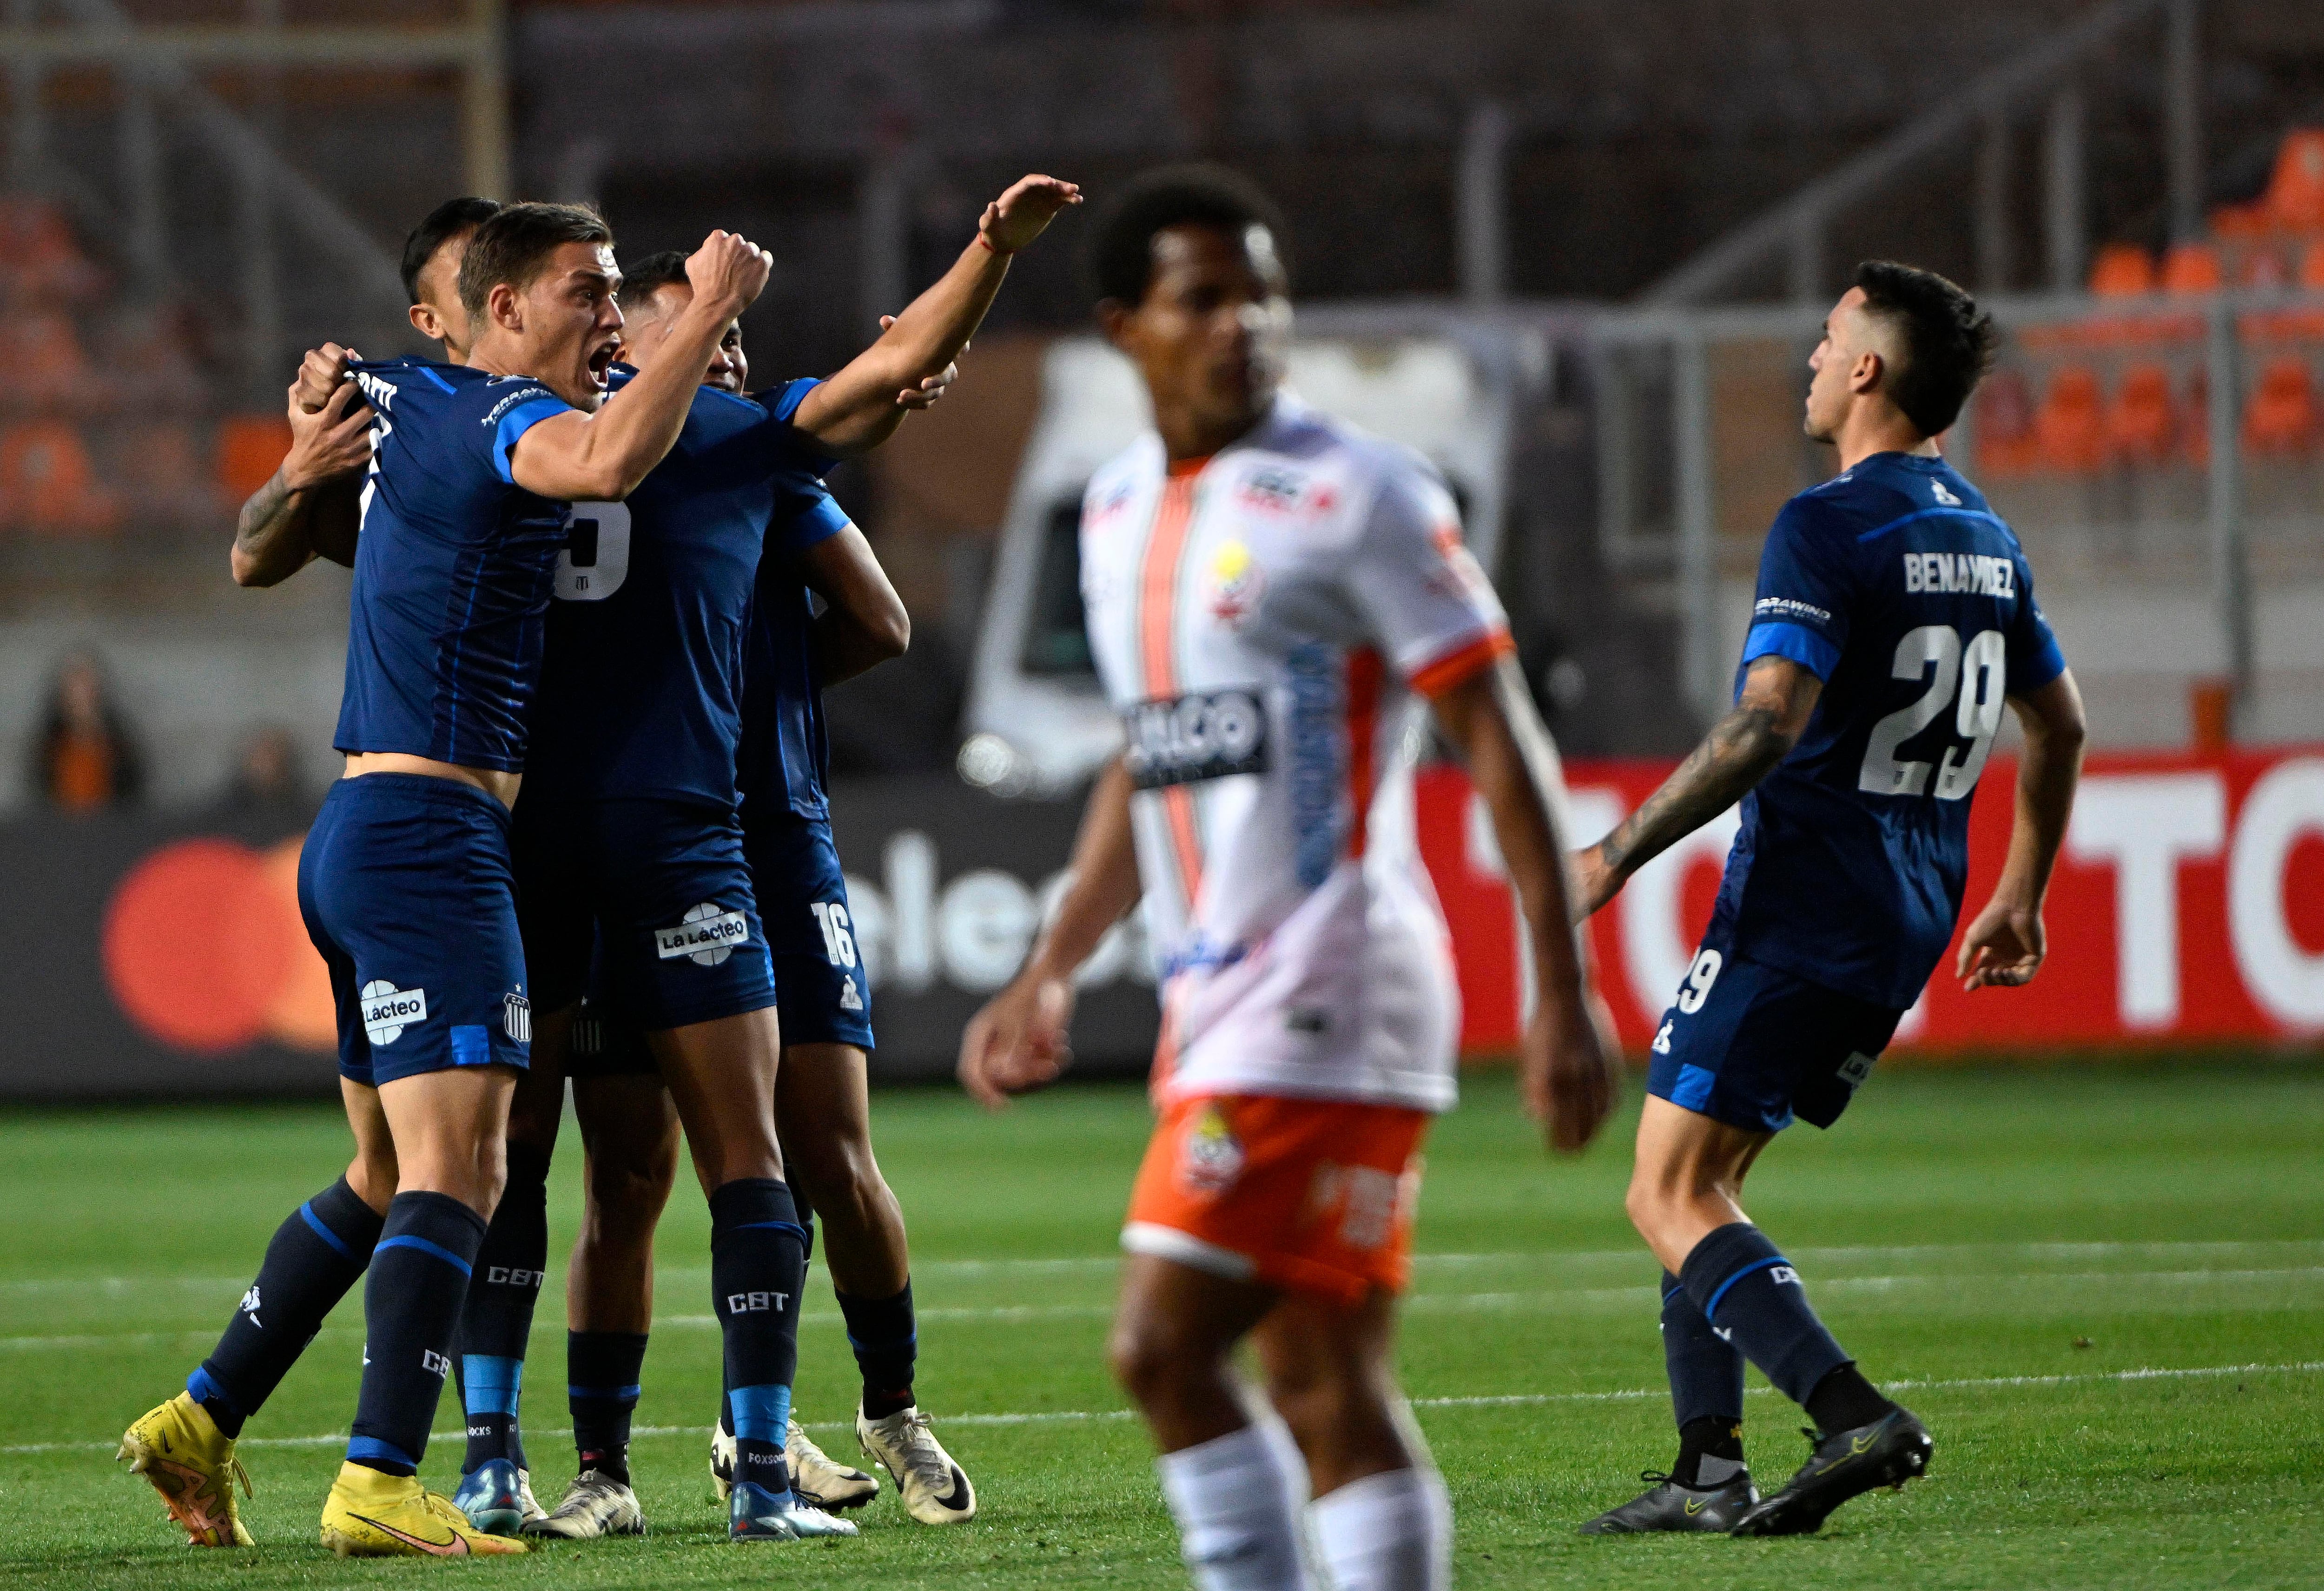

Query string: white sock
[1307,1466,1450,1591]
[1157,1425,1307,1591]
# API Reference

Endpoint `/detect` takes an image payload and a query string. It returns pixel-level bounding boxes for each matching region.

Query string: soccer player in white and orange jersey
[959,167,1620,1591]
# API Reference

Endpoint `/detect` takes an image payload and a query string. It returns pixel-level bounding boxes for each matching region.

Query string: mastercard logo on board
[101,835,337,1055]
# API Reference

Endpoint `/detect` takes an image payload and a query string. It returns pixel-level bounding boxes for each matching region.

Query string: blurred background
[0,0,2320,1093]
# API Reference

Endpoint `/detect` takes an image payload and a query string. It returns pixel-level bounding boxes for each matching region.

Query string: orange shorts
[1122,1092,1431,1307]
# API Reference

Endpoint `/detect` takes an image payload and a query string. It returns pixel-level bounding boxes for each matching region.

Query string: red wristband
[977,230,1013,257]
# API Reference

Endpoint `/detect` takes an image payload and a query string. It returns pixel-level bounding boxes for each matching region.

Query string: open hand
[979,174,1083,256]
[685,230,774,319]
[1521,986,1622,1153]
[957,972,1077,1109]
[1957,895,2046,990]
[281,376,373,491]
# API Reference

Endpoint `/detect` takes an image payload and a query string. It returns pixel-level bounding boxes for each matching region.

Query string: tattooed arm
[1569,655,1822,918]
[230,366,372,587]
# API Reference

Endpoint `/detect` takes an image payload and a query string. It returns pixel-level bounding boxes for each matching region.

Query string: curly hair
[1084,164,1290,308]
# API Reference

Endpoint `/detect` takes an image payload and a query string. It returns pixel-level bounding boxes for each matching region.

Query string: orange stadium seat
[15,313,96,410]
[2089,243,2156,297]
[215,414,294,504]
[2160,242,2223,297]
[2243,356,2320,456]
[0,197,102,308]
[2183,367,2212,467]
[2261,129,2324,234]
[1970,367,2039,475]
[2105,363,2178,466]
[0,422,122,534]
[2032,365,2106,473]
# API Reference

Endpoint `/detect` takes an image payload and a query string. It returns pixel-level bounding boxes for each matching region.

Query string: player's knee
[1622,1171,1669,1236]
[1108,1316,1209,1407]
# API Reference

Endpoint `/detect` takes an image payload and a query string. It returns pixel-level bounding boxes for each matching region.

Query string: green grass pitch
[2,1062,2319,1589]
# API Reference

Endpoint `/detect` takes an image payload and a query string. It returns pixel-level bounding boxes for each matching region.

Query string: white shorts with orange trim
[1122,1092,1430,1308]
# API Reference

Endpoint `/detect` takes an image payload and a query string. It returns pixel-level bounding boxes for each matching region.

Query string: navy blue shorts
[744,809,874,1052]
[748,808,874,1054]
[297,773,532,1088]
[1644,940,1904,1134]
[512,797,775,1033]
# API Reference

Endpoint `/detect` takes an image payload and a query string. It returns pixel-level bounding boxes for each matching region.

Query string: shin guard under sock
[1308,1466,1451,1591]
[710,1178,807,1496]
[568,1330,649,1485]
[191,1177,383,1437]
[1659,1269,1745,1483]
[1677,1223,1850,1409]
[1157,1425,1307,1591]
[457,1142,549,1474]
[836,1282,918,1419]
[348,1192,487,1476]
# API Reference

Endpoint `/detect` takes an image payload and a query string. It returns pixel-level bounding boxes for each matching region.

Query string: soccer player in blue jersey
[119,205,773,1557]
[1570,262,2087,1538]
[438,175,1081,1542]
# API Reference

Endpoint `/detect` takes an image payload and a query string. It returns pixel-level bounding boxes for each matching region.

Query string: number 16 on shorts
[809,901,858,968]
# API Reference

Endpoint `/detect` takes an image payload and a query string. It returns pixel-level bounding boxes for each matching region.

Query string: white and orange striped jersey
[1079,394,1512,1113]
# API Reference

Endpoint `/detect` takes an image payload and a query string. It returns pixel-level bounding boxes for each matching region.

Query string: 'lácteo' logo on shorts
[1121,688,1268,790]
[656,903,751,966]
[359,980,429,1046]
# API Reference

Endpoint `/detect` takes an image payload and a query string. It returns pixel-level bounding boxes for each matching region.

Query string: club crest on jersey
[1203,539,1265,625]
[503,992,531,1044]
[656,904,751,966]
[359,980,429,1046]
[1177,1104,1245,1196]
[1121,687,1269,789]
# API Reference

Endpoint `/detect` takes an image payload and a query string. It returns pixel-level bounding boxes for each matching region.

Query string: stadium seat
[2183,366,2212,467]
[0,422,122,534]
[214,414,294,503]
[0,197,102,308]
[2088,243,2156,297]
[2105,363,2178,466]
[2160,242,2223,297]
[2261,128,2324,234]
[2032,365,2106,474]
[2243,355,2319,456]
[16,313,96,410]
[1970,367,2039,476]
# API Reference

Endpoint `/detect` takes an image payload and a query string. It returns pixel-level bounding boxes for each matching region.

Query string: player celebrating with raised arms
[959,167,1619,1591]
[1571,262,2086,1539]
[118,205,771,1557]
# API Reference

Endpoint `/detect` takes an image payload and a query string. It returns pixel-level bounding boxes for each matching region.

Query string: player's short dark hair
[615,249,691,314]
[1085,164,1291,307]
[457,202,614,320]
[1854,259,1998,439]
[399,197,502,306]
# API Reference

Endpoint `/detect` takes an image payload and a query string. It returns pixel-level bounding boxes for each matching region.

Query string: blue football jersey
[335,359,576,772]
[1707,450,2067,1009]
[524,370,837,807]
[737,475,853,822]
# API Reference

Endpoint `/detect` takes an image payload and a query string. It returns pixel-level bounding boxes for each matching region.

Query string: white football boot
[522,1468,645,1538]
[857,1403,977,1525]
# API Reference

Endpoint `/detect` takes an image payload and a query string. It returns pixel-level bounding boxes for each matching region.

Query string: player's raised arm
[1433,657,1622,1151]
[231,348,371,586]
[799,525,911,685]
[957,755,1140,1109]
[791,175,1082,457]
[1571,655,1822,918]
[508,230,772,501]
[1956,668,2087,991]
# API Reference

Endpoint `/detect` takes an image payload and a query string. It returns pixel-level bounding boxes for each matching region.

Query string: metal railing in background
[1587,289,2324,740]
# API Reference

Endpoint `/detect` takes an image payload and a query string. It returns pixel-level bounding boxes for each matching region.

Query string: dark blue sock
[710,1178,807,1498]
[348,1192,488,1477]
[457,1143,549,1474]
[1661,1269,1743,1428]
[191,1178,383,1437]
[1678,1223,1850,1408]
[568,1330,648,1485]
[837,1282,918,1420]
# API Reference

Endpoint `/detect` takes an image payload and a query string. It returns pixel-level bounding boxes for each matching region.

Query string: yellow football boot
[319,1461,528,1558]
[118,1391,252,1547]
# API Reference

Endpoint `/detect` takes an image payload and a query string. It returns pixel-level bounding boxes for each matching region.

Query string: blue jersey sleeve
[2006,548,2067,693]
[774,475,850,555]
[1741,495,1855,682]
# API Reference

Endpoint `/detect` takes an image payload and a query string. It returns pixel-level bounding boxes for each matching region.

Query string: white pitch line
[14,1238,2322,1298]
[11,1265,2323,1350]
[14,1361,2318,1458]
